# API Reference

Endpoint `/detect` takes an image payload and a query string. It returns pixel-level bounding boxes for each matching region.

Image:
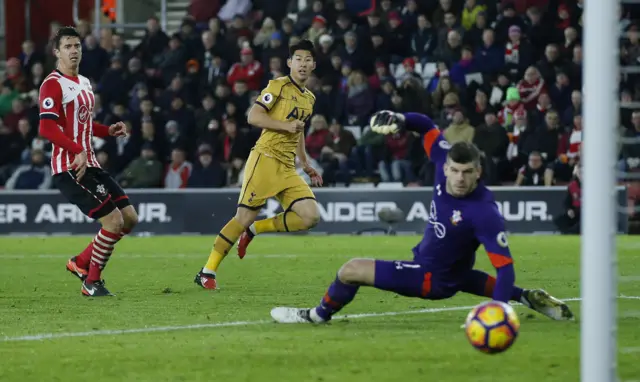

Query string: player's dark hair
[53,26,82,49]
[289,39,316,60]
[447,141,481,166]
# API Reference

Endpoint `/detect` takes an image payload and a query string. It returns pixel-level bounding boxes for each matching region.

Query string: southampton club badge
[96,184,107,196]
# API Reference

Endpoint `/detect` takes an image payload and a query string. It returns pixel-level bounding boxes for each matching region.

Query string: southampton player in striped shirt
[38,27,137,297]
[271,111,575,324]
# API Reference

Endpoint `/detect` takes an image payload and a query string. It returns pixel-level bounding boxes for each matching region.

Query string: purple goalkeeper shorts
[373,260,461,300]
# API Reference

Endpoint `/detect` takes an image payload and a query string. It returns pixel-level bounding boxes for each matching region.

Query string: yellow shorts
[238,151,316,211]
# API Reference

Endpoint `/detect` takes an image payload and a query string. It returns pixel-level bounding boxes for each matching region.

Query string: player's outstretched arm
[474,206,516,303]
[401,112,438,134]
[370,111,447,161]
[247,104,302,134]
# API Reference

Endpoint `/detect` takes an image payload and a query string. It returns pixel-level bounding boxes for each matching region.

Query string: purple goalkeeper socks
[512,286,524,302]
[314,277,360,321]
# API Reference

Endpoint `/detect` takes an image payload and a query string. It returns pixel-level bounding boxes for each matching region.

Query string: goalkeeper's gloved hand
[369,110,405,135]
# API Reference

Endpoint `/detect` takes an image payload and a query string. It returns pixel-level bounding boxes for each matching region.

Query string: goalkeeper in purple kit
[270,111,574,324]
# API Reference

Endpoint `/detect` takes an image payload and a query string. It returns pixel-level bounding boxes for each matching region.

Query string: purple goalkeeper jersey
[408,116,514,279]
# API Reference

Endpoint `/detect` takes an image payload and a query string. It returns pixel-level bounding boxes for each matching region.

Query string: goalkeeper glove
[369,110,405,135]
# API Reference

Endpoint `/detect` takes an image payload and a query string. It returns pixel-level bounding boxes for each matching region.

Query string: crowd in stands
[0,0,639,195]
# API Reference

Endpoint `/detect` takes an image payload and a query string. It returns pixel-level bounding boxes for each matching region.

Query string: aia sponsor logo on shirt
[77,104,90,124]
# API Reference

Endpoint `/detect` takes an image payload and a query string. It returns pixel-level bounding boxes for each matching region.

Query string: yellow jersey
[253,75,315,168]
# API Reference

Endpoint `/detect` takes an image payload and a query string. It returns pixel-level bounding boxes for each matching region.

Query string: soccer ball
[464,300,520,354]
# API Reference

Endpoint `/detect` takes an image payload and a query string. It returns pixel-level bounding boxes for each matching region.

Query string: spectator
[515,151,548,186]
[449,46,480,88]
[465,10,488,48]
[506,109,531,164]
[188,144,226,188]
[379,129,415,184]
[306,115,331,159]
[19,40,44,75]
[351,126,385,180]
[553,165,581,234]
[4,98,27,131]
[4,58,27,94]
[124,57,147,95]
[345,71,374,126]
[215,118,250,185]
[98,56,127,107]
[118,143,164,188]
[567,44,583,90]
[80,34,109,82]
[504,25,533,80]
[498,87,525,127]
[520,109,563,165]
[517,66,546,110]
[387,11,411,60]
[474,111,509,161]
[136,16,170,65]
[158,34,188,86]
[444,109,475,144]
[27,62,45,91]
[4,149,51,190]
[411,14,437,63]
[474,111,509,184]
[433,0,455,28]
[140,118,168,161]
[494,3,526,43]
[524,7,552,59]
[461,0,487,31]
[530,92,552,126]
[110,33,132,62]
[475,29,505,77]
[469,89,494,127]
[227,47,264,91]
[563,90,582,127]
[434,30,463,67]
[318,120,357,185]
[305,16,329,44]
[536,44,565,86]
[254,17,278,49]
[164,147,192,189]
[548,71,572,114]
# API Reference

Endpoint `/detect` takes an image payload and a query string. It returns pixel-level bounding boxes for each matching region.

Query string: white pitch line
[0,253,325,259]
[620,311,640,318]
[620,275,640,282]
[4,296,638,343]
[621,347,640,354]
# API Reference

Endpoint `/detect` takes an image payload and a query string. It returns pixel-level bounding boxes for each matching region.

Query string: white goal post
[581,0,619,381]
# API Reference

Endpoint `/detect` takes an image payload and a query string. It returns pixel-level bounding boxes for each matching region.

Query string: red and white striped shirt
[38,70,100,175]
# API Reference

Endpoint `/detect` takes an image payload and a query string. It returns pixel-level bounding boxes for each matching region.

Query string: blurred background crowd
[0,0,639,203]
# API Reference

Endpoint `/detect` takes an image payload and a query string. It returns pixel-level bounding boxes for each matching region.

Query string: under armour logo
[69,87,76,91]
[292,96,297,101]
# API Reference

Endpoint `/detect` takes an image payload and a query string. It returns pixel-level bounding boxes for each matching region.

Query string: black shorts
[53,168,131,220]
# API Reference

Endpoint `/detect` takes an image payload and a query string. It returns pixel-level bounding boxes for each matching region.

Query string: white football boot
[270,307,328,324]
[521,289,575,320]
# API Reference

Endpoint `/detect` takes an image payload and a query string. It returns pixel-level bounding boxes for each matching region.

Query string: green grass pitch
[0,235,638,382]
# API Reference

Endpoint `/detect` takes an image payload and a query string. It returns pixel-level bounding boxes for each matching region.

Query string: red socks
[86,228,121,282]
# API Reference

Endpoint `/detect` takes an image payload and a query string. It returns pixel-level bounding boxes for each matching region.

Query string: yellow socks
[253,211,306,234]
[204,218,245,273]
